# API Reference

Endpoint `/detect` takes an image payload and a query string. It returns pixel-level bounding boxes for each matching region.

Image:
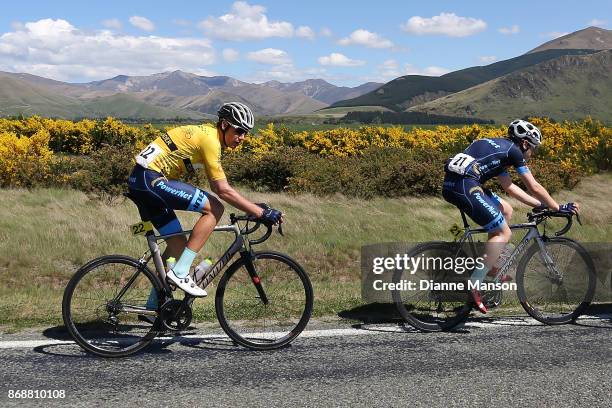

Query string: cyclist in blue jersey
[442,119,579,313]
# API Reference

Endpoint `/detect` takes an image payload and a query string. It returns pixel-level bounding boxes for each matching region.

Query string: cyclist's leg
[444,177,509,312]
[488,189,513,222]
[186,194,224,251]
[483,189,512,268]
[129,166,209,295]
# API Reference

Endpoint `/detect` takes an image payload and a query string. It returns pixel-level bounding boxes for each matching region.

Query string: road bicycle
[392,208,596,332]
[62,193,314,357]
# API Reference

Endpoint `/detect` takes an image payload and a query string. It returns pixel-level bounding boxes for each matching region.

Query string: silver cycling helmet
[217,102,254,131]
[507,119,542,147]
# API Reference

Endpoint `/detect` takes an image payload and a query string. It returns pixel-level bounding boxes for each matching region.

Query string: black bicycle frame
[455,211,550,277]
[138,223,249,295]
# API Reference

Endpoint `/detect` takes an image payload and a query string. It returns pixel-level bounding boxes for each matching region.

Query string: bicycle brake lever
[278,223,284,236]
[575,213,582,226]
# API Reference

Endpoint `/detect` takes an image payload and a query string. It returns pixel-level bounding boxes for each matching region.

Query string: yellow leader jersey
[135,123,226,181]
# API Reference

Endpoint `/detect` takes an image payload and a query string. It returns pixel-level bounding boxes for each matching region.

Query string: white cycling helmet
[217,102,254,131]
[508,119,542,147]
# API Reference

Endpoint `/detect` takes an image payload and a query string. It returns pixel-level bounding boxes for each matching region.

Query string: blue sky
[0,0,609,86]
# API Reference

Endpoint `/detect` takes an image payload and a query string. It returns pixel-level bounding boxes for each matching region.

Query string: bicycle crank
[159,299,193,331]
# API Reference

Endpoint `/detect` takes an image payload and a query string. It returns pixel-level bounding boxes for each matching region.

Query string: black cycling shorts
[127,165,209,234]
[442,172,505,232]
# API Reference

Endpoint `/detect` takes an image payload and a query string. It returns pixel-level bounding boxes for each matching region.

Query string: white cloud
[320,27,333,37]
[401,12,487,37]
[248,64,329,83]
[338,29,394,49]
[370,60,451,81]
[376,59,401,79]
[318,53,365,67]
[404,64,450,76]
[542,31,570,39]
[222,48,240,62]
[296,26,315,40]
[498,25,520,35]
[129,16,155,32]
[479,56,497,63]
[589,19,606,26]
[247,48,291,65]
[172,19,192,27]
[199,1,293,40]
[0,19,216,81]
[101,19,122,30]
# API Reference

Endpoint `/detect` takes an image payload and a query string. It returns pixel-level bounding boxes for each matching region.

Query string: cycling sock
[146,288,158,310]
[470,265,489,284]
[174,247,198,278]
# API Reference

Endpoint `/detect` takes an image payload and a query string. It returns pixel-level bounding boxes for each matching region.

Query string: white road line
[0,315,608,350]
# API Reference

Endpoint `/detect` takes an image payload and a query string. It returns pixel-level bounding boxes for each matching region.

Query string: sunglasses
[234,127,248,136]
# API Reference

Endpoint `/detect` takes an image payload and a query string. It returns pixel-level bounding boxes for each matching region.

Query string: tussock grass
[0,173,610,329]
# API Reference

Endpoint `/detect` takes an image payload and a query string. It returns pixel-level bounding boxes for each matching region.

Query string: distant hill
[0,74,89,118]
[264,79,382,105]
[528,26,612,54]
[84,71,247,97]
[408,50,612,123]
[329,49,598,111]
[0,70,376,118]
[0,74,204,120]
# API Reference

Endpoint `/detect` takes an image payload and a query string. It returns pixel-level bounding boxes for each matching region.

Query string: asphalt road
[1,315,611,408]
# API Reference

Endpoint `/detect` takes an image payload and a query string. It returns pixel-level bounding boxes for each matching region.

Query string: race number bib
[136,142,163,168]
[448,153,476,175]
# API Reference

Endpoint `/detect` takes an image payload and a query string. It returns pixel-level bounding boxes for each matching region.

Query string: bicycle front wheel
[392,242,472,332]
[215,251,313,350]
[62,255,163,357]
[517,238,596,325]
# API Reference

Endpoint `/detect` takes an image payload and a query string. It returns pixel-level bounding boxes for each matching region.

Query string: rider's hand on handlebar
[559,202,579,215]
[256,203,284,225]
[533,204,548,213]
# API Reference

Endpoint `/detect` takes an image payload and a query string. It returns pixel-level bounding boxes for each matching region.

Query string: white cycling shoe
[166,270,208,297]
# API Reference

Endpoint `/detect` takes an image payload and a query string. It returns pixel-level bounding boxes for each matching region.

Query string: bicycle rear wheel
[517,238,596,324]
[62,255,163,357]
[392,242,472,332]
[215,251,313,350]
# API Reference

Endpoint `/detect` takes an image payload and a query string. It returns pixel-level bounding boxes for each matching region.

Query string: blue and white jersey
[449,138,529,183]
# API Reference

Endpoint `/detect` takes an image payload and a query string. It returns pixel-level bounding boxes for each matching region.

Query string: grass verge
[0,172,610,330]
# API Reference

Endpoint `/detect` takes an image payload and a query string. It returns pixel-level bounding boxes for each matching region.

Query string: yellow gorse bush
[0,116,609,191]
[0,116,159,155]
[236,118,610,172]
[0,128,53,187]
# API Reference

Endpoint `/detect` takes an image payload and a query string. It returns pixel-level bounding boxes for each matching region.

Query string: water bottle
[166,257,176,272]
[194,257,213,279]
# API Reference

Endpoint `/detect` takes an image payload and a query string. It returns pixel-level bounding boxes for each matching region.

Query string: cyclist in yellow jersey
[128,102,283,299]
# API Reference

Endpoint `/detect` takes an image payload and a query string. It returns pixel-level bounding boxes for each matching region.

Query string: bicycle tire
[62,255,163,357]
[516,238,596,325]
[215,251,313,350]
[392,242,472,332]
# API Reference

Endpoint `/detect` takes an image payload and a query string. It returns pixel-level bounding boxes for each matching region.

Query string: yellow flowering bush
[0,129,53,187]
[233,117,610,174]
[0,115,608,196]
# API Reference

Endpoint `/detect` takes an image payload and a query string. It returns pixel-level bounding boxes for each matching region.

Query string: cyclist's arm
[514,172,560,211]
[497,173,541,207]
[210,178,264,217]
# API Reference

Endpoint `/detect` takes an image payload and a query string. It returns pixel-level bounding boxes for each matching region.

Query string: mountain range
[0,26,610,122]
[407,49,612,123]
[0,70,382,119]
[332,26,612,122]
